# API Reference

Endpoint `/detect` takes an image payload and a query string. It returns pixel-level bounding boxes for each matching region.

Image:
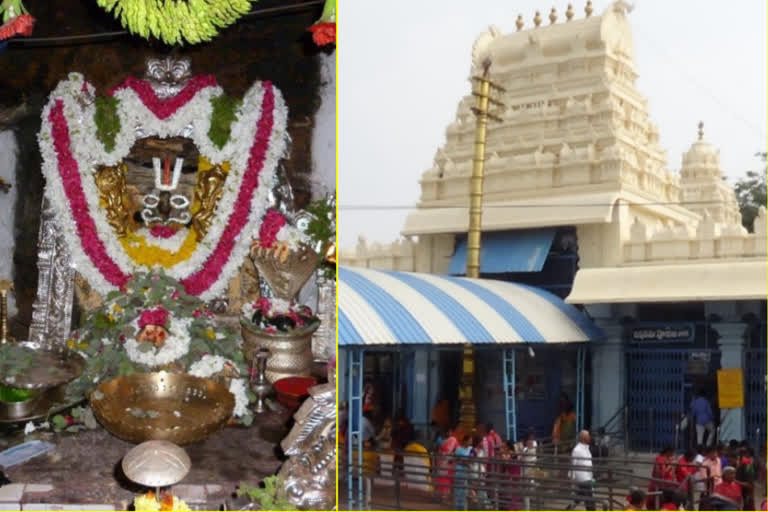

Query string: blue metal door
[626,349,687,452]
[745,347,766,447]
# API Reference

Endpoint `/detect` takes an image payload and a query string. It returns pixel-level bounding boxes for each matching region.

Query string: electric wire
[339,199,746,211]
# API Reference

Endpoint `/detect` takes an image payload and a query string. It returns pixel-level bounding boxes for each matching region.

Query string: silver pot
[0,389,45,419]
[240,319,319,384]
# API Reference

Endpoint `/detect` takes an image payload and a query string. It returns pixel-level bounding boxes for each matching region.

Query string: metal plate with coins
[122,440,191,488]
[90,372,234,445]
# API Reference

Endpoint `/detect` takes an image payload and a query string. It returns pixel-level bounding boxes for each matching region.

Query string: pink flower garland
[49,100,130,288]
[259,209,286,248]
[180,83,275,296]
[109,75,218,120]
[138,307,170,329]
[47,80,278,299]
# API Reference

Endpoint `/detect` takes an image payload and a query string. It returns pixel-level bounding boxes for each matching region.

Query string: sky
[338,0,768,247]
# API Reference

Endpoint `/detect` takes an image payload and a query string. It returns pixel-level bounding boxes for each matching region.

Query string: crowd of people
[338,388,766,511]
[641,440,766,511]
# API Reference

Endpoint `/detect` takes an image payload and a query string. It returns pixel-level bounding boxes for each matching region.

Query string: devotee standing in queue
[553,393,577,452]
[499,440,523,511]
[565,430,595,511]
[470,435,490,509]
[435,427,459,497]
[361,411,376,443]
[702,445,723,488]
[711,466,742,510]
[485,422,503,454]
[736,446,756,511]
[676,447,699,492]
[690,389,714,448]
[454,435,473,511]
[647,446,676,509]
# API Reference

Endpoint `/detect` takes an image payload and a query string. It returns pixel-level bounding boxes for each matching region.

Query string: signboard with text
[630,323,695,344]
[717,368,744,409]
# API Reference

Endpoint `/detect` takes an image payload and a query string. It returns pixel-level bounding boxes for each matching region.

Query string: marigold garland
[119,228,198,268]
[96,0,254,45]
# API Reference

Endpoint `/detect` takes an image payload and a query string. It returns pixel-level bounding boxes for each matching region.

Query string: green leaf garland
[208,94,241,149]
[94,96,120,153]
[96,0,255,46]
[63,272,252,425]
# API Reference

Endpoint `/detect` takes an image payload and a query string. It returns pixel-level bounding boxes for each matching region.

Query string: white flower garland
[188,354,230,378]
[124,316,193,367]
[275,224,311,251]
[228,378,249,418]
[38,73,289,300]
[188,356,247,418]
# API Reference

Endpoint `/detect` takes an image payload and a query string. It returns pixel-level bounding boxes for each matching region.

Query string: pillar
[339,347,347,404]
[411,350,429,429]
[713,322,747,442]
[590,323,625,431]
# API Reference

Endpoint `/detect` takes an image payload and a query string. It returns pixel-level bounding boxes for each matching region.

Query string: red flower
[254,297,271,314]
[0,14,35,40]
[138,307,170,330]
[108,75,218,120]
[150,225,178,239]
[49,101,131,289]
[258,209,286,249]
[180,83,275,296]
[287,310,304,327]
[308,22,335,46]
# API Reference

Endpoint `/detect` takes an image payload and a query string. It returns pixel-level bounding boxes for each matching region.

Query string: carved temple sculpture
[277,365,336,510]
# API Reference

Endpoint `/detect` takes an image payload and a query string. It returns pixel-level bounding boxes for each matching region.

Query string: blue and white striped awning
[339,266,602,346]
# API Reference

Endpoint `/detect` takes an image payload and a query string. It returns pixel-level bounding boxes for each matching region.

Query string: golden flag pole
[458,59,504,435]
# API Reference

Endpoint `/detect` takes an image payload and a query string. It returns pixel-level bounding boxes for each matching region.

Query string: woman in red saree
[647,446,677,509]
[435,427,459,496]
[675,448,699,492]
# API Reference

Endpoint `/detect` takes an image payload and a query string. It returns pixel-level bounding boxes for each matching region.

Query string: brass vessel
[0,389,44,419]
[241,319,319,384]
[90,372,234,445]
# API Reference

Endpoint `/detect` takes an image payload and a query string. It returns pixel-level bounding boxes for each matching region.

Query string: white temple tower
[679,122,743,227]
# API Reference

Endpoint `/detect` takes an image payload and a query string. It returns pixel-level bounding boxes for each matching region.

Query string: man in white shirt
[566,430,595,511]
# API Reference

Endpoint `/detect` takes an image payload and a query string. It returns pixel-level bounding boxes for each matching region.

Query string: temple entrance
[626,348,721,452]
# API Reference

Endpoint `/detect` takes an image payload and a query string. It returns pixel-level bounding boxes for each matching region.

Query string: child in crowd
[625,488,646,511]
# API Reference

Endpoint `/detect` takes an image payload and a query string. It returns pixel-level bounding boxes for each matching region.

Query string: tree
[734,152,767,232]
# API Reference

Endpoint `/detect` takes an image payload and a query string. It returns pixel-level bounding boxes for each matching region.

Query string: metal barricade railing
[339,447,714,511]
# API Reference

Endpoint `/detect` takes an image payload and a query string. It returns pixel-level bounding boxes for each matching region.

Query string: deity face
[122,137,199,231]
